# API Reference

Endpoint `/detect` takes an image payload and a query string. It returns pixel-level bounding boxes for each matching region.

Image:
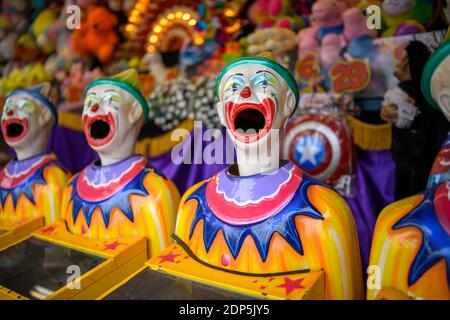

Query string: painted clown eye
[224,75,245,94]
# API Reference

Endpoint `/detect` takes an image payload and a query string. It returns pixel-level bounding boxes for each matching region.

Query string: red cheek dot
[6,110,13,116]
[240,86,252,98]
[221,254,231,266]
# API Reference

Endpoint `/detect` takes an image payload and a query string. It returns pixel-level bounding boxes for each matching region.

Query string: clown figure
[174,57,363,300]
[367,38,450,300]
[0,83,69,225]
[61,69,180,258]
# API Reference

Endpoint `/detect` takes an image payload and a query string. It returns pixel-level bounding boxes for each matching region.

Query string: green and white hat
[421,30,450,111]
[216,54,300,112]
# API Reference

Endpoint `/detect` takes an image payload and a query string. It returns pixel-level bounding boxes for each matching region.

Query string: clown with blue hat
[0,82,69,227]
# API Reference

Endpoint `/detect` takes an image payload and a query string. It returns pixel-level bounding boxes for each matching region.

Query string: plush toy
[342,7,377,60]
[0,0,30,62]
[17,7,59,56]
[59,63,102,111]
[37,1,84,74]
[246,27,298,56]
[380,41,445,200]
[343,7,376,43]
[248,0,304,30]
[320,34,345,68]
[0,64,53,98]
[297,0,346,52]
[71,6,119,64]
[381,0,440,37]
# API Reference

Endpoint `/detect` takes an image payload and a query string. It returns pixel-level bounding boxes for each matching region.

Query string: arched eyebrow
[86,92,97,97]
[104,89,118,94]
[256,70,277,78]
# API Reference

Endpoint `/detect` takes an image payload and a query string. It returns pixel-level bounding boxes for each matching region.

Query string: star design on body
[158,251,181,263]
[102,240,124,251]
[40,225,56,235]
[276,277,305,295]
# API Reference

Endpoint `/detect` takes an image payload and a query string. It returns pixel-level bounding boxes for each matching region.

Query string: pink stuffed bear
[342,7,377,42]
[320,34,345,68]
[298,0,346,52]
[248,0,303,29]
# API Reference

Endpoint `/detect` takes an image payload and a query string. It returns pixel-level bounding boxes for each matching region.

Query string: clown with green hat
[60,69,180,258]
[170,55,363,300]
[366,35,450,300]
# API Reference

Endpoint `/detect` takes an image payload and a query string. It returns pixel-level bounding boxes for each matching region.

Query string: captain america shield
[284,113,354,185]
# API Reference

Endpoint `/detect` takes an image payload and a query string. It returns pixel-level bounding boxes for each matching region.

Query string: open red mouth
[225,98,275,143]
[83,113,116,147]
[1,118,29,143]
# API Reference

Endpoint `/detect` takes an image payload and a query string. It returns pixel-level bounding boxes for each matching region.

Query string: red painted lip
[225,98,275,144]
[83,113,116,147]
[1,118,29,143]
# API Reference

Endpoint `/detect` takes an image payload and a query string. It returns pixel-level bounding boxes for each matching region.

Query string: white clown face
[431,55,450,123]
[1,94,53,149]
[82,84,143,153]
[217,64,296,145]
[382,0,416,16]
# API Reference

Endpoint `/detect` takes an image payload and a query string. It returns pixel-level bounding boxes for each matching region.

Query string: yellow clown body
[61,155,180,258]
[175,162,363,300]
[368,33,450,300]
[60,69,181,258]
[367,182,450,300]
[0,153,69,226]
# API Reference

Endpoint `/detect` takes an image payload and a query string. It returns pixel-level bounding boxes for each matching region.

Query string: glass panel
[0,237,106,299]
[106,268,254,300]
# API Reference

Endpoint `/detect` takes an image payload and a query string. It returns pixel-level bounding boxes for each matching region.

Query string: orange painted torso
[61,155,180,257]
[368,182,450,300]
[175,162,363,299]
[0,153,69,225]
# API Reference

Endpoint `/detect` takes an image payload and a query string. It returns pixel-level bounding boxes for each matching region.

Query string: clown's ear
[29,82,58,106]
[38,105,53,127]
[128,99,143,125]
[216,101,226,127]
[285,90,297,119]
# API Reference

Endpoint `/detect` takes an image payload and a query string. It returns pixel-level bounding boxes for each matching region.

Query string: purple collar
[215,161,296,205]
[82,155,147,187]
[4,153,53,176]
[0,153,55,189]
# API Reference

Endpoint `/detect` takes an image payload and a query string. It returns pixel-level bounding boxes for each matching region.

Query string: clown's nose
[91,104,99,112]
[240,86,252,98]
[6,110,13,116]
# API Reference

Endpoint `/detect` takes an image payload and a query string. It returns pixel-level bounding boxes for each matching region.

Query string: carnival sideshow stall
[0,0,449,301]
